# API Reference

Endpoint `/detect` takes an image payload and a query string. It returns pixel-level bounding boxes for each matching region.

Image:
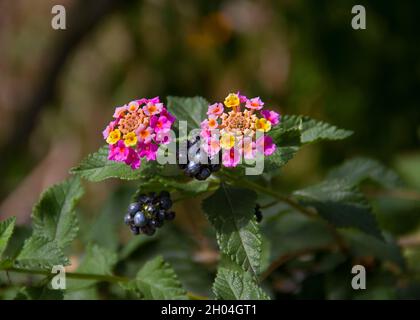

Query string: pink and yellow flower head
[200,92,281,168]
[103,97,175,169]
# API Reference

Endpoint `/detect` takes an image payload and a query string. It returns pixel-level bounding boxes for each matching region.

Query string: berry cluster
[124,191,175,236]
[178,135,221,180]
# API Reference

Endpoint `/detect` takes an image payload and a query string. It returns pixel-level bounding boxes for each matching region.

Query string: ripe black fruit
[124,191,175,236]
[178,136,222,181]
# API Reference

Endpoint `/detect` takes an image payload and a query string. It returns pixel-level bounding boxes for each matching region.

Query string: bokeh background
[0,0,419,299]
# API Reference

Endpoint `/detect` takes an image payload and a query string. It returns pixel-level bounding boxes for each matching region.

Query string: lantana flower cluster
[200,93,280,167]
[103,97,175,169]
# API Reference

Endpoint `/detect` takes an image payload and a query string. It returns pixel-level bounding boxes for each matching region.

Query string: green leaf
[327,157,402,189]
[0,217,16,259]
[202,184,261,275]
[213,267,270,300]
[294,180,383,239]
[134,256,187,300]
[15,235,68,269]
[280,115,353,144]
[263,115,351,172]
[32,178,83,250]
[66,244,117,291]
[343,231,405,269]
[70,145,160,182]
[166,96,209,131]
[15,286,64,300]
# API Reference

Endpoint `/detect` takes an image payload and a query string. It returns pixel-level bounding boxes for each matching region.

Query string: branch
[1,266,208,300]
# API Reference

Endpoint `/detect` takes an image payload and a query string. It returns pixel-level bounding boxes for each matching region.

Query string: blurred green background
[0,0,419,299]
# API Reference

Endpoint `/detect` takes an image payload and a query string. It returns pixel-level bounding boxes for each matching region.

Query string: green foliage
[294,179,383,239]
[213,268,270,300]
[0,217,15,258]
[1,96,418,301]
[166,96,209,131]
[15,286,64,300]
[32,178,83,249]
[134,256,187,300]
[264,115,352,172]
[66,244,117,291]
[202,184,261,276]
[327,157,402,188]
[70,146,160,182]
[15,235,69,269]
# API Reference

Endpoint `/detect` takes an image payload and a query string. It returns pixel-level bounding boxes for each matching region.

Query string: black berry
[133,212,147,227]
[165,211,176,221]
[128,202,140,215]
[185,161,201,176]
[124,191,175,236]
[254,204,263,223]
[195,167,212,181]
[178,136,222,181]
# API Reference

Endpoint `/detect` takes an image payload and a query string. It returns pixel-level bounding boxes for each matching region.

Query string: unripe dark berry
[178,136,222,181]
[160,197,172,210]
[209,163,221,172]
[185,161,201,176]
[124,191,176,236]
[124,214,132,225]
[128,202,141,215]
[133,212,148,227]
[130,225,140,235]
[151,219,163,228]
[138,194,149,204]
[195,167,212,181]
[165,211,176,221]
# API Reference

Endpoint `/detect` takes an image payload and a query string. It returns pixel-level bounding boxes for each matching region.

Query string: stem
[3,266,129,283]
[1,266,209,300]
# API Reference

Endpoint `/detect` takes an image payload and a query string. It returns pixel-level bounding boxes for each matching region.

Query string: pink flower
[161,107,176,124]
[135,124,155,144]
[243,137,256,160]
[150,115,171,133]
[207,103,224,117]
[257,135,276,156]
[113,105,128,118]
[261,109,280,126]
[138,142,158,161]
[222,147,242,167]
[143,102,163,116]
[203,137,221,157]
[125,148,141,169]
[245,97,264,110]
[147,96,160,104]
[108,140,129,162]
[102,120,117,139]
[237,91,248,103]
[135,98,148,106]
[155,130,172,145]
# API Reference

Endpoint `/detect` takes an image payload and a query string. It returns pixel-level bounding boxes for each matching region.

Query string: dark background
[0,0,419,300]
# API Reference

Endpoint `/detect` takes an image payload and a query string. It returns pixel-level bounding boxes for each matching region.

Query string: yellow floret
[106,129,121,145]
[220,133,235,149]
[123,132,138,147]
[255,118,271,132]
[224,93,240,108]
